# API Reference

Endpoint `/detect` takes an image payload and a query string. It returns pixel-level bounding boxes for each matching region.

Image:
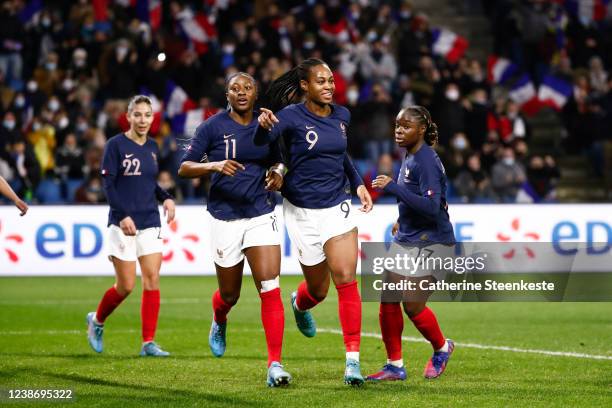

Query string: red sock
[260,288,284,367]
[336,280,361,352]
[212,289,232,324]
[295,281,320,311]
[380,303,404,361]
[409,307,445,350]
[141,290,160,343]
[95,286,126,323]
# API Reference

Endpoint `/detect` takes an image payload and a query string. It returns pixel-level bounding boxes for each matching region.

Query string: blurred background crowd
[0,0,611,205]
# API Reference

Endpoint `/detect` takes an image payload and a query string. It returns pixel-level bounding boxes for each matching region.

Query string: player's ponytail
[265,58,327,112]
[425,122,439,146]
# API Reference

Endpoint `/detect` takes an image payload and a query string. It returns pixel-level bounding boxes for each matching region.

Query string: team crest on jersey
[340,122,347,138]
[216,249,223,258]
[151,152,157,164]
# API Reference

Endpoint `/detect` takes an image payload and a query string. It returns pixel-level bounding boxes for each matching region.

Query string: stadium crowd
[0,0,610,205]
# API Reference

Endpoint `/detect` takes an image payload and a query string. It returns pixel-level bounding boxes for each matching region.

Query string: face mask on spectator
[32,122,41,131]
[48,100,60,112]
[347,89,359,104]
[400,10,411,19]
[76,122,88,133]
[58,117,69,129]
[503,157,515,166]
[45,62,57,71]
[445,89,460,101]
[159,181,173,190]
[3,120,15,130]
[453,137,467,150]
[222,44,235,54]
[27,81,38,92]
[303,41,315,50]
[14,96,25,108]
[62,78,75,91]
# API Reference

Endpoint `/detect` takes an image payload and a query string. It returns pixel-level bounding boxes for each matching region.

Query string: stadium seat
[36,179,63,204]
[65,179,84,202]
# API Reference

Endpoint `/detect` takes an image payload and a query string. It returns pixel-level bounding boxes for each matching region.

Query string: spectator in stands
[74,174,106,204]
[519,154,560,203]
[491,146,526,202]
[362,83,395,162]
[55,133,85,181]
[433,82,465,146]
[454,152,495,203]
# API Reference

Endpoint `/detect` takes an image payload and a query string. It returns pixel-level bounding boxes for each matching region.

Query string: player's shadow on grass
[40,371,260,406]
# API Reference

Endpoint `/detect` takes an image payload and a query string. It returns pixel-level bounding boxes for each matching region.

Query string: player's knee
[402,302,425,318]
[220,292,240,306]
[310,286,328,302]
[115,283,134,297]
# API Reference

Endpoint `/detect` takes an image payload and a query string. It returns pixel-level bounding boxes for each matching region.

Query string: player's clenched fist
[215,160,245,176]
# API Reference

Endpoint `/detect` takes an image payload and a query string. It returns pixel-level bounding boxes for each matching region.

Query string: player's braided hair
[264,58,327,112]
[405,105,439,146]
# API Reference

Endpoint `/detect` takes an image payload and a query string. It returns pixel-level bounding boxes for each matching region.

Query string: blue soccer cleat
[344,358,365,386]
[139,341,170,357]
[208,319,227,357]
[366,364,407,381]
[266,361,292,387]
[86,312,103,353]
[290,291,316,338]
[424,339,454,379]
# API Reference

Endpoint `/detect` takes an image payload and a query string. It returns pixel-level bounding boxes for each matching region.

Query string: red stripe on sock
[336,280,361,352]
[259,288,284,367]
[380,302,404,361]
[409,307,445,350]
[141,290,160,343]
[295,281,320,311]
[212,289,232,324]
[95,286,126,323]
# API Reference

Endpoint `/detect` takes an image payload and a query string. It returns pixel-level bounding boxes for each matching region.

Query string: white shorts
[108,225,163,262]
[210,212,281,268]
[284,199,357,266]
[387,242,456,279]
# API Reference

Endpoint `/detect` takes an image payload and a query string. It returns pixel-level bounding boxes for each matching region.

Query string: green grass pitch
[0,276,610,407]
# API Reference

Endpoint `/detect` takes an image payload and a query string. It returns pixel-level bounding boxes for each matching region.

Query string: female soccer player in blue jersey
[0,176,28,215]
[256,58,373,386]
[178,72,291,387]
[368,105,455,381]
[87,95,176,357]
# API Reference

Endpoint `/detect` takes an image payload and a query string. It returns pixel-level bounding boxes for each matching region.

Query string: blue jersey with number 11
[181,110,278,221]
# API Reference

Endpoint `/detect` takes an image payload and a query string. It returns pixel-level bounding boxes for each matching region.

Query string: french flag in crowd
[175,8,217,55]
[18,0,43,24]
[431,28,469,64]
[509,74,541,116]
[319,18,351,43]
[538,75,573,111]
[563,0,611,23]
[171,108,219,136]
[135,0,162,31]
[487,56,519,85]
[165,81,197,119]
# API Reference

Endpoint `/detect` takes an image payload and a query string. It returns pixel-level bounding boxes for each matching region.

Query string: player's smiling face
[128,102,154,137]
[227,74,256,114]
[302,64,335,105]
[395,110,424,149]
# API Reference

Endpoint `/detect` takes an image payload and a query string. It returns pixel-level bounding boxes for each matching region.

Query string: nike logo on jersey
[305,125,315,130]
[223,134,234,139]
[125,154,134,158]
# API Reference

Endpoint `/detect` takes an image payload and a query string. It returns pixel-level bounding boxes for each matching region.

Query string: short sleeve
[182,122,212,163]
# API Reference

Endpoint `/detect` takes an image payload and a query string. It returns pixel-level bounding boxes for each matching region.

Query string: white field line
[317,328,612,361]
[1,316,610,361]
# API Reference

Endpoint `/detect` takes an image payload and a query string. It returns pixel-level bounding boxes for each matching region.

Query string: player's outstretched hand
[216,160,245,176]
[357,185,373,213]
[265,171,283,191]
[163,199,176,224]
[372,175,392,190]
[14,198,28,216]
[119,216,137,236]
[258,108,279,131]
